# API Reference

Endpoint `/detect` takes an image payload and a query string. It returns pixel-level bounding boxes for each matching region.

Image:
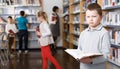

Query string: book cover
[9,29,14,34]
[65,49,102,59]
[52,13,57,21]
[36,26,40,38]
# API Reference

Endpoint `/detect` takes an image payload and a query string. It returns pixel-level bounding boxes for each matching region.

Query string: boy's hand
[78,57,92,64]
[36,31,40,35]
[36,31,41,38]
[0,30,3,34]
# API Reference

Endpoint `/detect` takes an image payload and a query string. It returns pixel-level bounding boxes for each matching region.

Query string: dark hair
[52,6,59,12]
[20,11,25,16]
[37,11,48,21]
[86,3,102,16]
[8,16,12,19]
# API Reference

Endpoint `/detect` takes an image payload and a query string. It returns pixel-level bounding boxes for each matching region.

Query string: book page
[65,49,102,59]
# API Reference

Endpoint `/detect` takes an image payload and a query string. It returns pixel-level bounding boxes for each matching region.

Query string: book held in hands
[9,29,14,34]
[65,49,102,60]
[36,26,41,38]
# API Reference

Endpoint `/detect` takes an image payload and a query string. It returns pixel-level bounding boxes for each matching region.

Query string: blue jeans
[18,30,28,51]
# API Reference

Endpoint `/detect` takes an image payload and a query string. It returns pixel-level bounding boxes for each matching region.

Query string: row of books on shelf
[63,0,98,15]
[29,25,39,30]
[63,0,80,6]
[64,15,69,22]
[64,21,85,24]
[72,21,80,24]
[0,7,40,15]
[72,4,80,14]
[86,0,97,4]
[102,11,120,26]
[63,6,82,15]
[27,17,38,23]
[15,8,40,15]
[108,59,120,69]
[73,27,80,35]
[63,7,69,16]
[0,0,40,6]
[73,40,78,46]
[73,15,80,23]
[0,8,14,14]
[109,47,120,64]
[73,36,79,46]
[102,0,120,9]
[63,0,69,6]
[73,0,80,4]
[2,30,38,41]
[66,35,70,42]
[64,29,69,33]
[82,0,97,12]
[0,17,39,24]
[113,31,120,45]
[0,0,14,5]
[70,0,80,6]
[108,30,120,45]
[64,24,69,31]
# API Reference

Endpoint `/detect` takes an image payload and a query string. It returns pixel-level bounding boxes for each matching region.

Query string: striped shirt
[78,24,110,69]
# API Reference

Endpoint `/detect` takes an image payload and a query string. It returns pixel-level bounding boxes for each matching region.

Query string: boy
[77,3,110,69]
[5,16,18,55]
[16,11,29,54]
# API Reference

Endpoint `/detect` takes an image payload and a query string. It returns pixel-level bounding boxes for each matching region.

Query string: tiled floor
[0,49,80,69]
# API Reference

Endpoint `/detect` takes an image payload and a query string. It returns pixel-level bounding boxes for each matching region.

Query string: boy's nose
[90,17,93,21]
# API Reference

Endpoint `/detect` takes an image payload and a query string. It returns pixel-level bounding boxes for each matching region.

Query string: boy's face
[8,18,12,24]
[56,9,59,13]
[86,10,102,28]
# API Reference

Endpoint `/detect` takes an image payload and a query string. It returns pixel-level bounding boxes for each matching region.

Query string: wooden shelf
[103,25,120,27]
[62,0,82,49]
[72,0,80,5]
[99,0,120,69]
[111,44,120,48]
[72,10,80,14]
[103,5,120,10]
[108,59,120,67]
[62,0,120,68]
[63,4,69,7]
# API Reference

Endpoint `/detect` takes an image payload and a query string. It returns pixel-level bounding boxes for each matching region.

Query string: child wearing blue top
[77,3,110,69]
[16,11,29,54]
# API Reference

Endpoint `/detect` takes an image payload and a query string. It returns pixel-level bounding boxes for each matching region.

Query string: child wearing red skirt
[36,11,62,69]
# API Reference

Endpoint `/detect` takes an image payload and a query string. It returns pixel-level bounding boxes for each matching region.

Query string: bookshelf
[98,0,120,69]
[62,0,81,49]
[14,5,41,48]
[63,0,70,48]
[0,0,42,49]
[63,0,120,69]
[62,0,97,48]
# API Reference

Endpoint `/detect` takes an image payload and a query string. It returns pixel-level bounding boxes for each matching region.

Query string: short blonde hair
[37,11,48,21]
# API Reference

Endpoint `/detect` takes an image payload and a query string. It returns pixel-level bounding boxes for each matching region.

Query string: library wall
[43,0,63,46]
[0,0,42,49]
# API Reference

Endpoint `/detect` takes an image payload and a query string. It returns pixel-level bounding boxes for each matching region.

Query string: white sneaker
[18,50,22,54]
[10,54,14,58]
[24,50,28,54]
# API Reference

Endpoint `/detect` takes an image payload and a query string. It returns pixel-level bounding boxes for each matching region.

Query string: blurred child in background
[36,11,62,69]
[5,16,18,56]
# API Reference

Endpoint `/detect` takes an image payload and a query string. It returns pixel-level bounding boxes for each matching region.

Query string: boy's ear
[100,16,103,19]
[101,15,103,18]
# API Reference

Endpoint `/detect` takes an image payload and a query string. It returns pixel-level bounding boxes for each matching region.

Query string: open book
[65,49,102,59]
